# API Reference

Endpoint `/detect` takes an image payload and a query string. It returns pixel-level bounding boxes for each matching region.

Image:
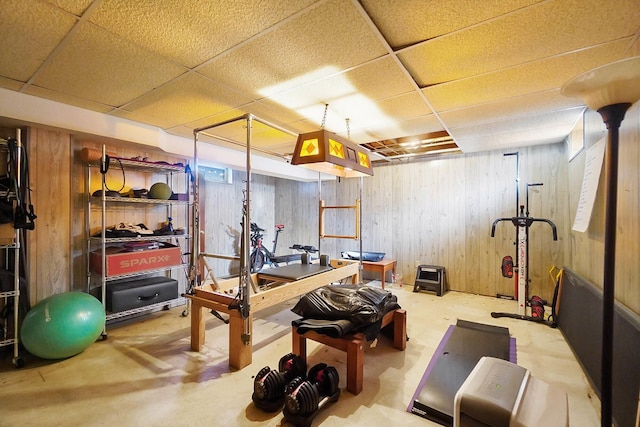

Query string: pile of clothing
[291,284,400,341]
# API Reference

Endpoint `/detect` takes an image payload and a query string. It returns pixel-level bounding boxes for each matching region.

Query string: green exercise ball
[148,182,172,200]
[20,292,105,359]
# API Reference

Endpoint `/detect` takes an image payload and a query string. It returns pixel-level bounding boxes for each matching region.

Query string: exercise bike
[249,223,280,272]
[249,223,319,272]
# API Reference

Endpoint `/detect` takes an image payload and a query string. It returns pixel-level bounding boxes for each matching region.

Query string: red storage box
[91,243,182,277]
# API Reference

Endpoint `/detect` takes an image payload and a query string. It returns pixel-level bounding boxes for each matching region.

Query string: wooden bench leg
[393,309,407,351]
[292,325,307,363]
[346,337,364,395]
[290,308,407,396]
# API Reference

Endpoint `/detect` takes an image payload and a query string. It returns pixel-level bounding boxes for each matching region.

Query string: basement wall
[2,100,638,317]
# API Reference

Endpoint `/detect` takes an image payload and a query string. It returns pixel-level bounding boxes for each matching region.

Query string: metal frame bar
[191,114,299,319]
[319,199,361,240]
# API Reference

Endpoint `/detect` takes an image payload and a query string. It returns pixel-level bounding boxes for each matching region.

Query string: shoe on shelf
[115,222,154,236]
[153,223,174,235]
[102,226,138,238]
[135,223,154,235]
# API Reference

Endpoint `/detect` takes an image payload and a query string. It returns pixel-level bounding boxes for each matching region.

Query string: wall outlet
[415,260,420,268]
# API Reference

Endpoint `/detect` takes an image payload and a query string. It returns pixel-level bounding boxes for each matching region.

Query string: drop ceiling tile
[457,123,571,153]
[44,0,93,16]
[0,77,25,92]
[259,61,426,140]
[111,72,254,129]
[399,0,640,86]
[439,90,584,129]
[361,113,445,144]
[264,57,415,114]
[165,125,194,141]
[423,40,632,112]
[629,37,640,56]
[186,109,248,133]
[361,0,540,48]
[449,107,583,140]
[242,100,308,130]
[88,0,317,69]
[375,92,433,122]
[24,85,114,113]
[30,23,186,107]
[197,0,387,99]
[188,113,297,156]
[201,118,296,153]
[326,92,435,143]
[332,57,416,102]
[0,0,77,81]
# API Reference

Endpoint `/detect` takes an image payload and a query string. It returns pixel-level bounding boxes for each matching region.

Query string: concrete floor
[1,284,600,426]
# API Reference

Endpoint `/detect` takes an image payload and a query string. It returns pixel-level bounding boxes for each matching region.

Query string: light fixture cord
[346,118,351,139]
[320,103,328,129]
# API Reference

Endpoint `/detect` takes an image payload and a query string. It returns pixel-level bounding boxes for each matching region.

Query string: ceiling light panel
[400,0,640,86]
[0,1,77,82]
[88,0,317,68]
[423,40,632,112]
[360,0,539,48]
[197,0,387,99]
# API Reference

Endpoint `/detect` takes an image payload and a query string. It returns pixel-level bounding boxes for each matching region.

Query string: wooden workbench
[185,259,360,370]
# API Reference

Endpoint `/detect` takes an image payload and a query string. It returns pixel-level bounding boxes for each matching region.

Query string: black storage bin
[106,276,178,312]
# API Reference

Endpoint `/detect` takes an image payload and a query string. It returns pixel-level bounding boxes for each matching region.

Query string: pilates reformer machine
[184,114,361,370]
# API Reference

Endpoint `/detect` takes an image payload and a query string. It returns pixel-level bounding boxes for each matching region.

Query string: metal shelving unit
[0,130,25,368]
[85,145,193,337]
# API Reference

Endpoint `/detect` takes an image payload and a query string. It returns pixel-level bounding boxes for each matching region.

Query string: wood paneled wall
[24,127,72,306]
[568,103,640,314]
[310,143,570,304]
[8,103,638,318]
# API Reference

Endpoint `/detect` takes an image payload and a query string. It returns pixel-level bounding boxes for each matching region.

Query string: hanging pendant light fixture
[291,105,373,178]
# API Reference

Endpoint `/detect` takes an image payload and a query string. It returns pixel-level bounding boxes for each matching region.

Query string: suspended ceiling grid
[0,0,639,163]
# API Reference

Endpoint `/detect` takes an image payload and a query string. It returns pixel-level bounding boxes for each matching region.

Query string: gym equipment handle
[491,217,557,240]
[138,293,159,301]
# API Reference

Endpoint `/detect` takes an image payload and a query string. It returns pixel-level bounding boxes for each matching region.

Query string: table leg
[190,303,206,352]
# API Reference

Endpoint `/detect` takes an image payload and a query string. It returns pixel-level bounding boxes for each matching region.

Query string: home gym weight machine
[490,152,557,320]
[186,114,361,370]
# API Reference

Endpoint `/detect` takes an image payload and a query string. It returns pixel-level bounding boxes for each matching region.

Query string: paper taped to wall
[572,137,606,232]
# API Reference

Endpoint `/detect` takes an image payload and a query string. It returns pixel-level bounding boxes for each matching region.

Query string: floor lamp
[561,56,640,427]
